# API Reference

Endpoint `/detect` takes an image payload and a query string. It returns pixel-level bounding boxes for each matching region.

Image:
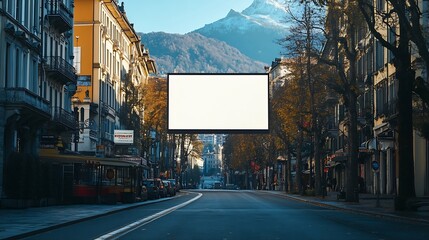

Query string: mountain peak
[192,0,288,63]
[242,0,286,21]
[226,9,242,18]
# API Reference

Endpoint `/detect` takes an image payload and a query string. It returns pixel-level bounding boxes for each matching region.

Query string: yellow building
[73,0,156,156]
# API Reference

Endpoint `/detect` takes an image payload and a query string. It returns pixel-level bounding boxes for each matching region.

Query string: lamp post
[73,106,79,152]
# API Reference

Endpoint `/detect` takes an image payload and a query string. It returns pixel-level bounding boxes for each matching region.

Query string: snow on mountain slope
[242,0,289,24]
[193,0,290,63]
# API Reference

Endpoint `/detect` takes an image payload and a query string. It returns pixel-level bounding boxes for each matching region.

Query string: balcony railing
[45,56,77,85]
[89,130,98,140]
[102,131,114,142]
[46,0,74,33]
[381,100,398,117]
[53,107,76,130]
[100,101,116,119]
[0,88,51,117]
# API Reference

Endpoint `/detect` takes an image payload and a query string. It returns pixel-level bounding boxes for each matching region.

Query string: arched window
[80,107,85,122]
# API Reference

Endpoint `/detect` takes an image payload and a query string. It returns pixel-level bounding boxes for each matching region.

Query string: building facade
[324,0,429,197]
[0,0,77,202]
[73,0,155,157]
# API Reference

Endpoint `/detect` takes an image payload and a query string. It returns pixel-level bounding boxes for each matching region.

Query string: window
[60,91,63,109]
[49,86,53,106]
[54,90,58,108]
[24,0,29,27]
[43,81,47,99]
[6,0,14,14]
[50,36,53,56]
[388,77,398,102]
[387,26,396,62]
[16,0,22,22]
[15,48,20,87]
[73,47,81,74]
[33,0,39,34]
[5,43,11,88]
[375,80,388,116]
[80,107,85,122]
[23,53,28,88]
[376,0,385,11]
[101,80,105,101]
[375,40,384,70]
[32,59,37,92]
[44,33,48,57]
[60,44,63,59]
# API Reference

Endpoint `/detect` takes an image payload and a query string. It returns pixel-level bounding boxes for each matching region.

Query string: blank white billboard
[168,73,269,133]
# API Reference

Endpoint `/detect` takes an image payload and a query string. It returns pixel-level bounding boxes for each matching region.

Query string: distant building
[265,57,290,97]
[199,134,226,176]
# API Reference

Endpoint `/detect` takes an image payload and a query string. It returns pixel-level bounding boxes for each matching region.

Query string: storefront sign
[40,135,56,149]
[114,130,134,144]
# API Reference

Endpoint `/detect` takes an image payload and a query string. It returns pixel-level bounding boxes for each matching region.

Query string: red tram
[39,149,148,204]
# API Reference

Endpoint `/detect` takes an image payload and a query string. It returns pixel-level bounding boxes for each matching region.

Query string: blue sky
[123,0,254,34]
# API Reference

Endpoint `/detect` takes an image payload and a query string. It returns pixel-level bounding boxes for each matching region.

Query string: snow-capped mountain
[193,0,289,63]
[139,32,266,74]
[242,0,289,25]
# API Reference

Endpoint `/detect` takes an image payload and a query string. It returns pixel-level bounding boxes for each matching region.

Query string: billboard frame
[167,73,270,134]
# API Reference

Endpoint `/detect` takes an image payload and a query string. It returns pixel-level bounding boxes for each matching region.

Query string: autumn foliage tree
[141,77,169,173]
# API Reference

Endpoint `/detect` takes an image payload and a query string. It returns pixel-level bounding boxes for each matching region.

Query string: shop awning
[39,149,146,167]
[361,138,394,151]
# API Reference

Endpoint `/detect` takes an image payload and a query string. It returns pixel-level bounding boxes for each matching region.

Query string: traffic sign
[372,160,380,172]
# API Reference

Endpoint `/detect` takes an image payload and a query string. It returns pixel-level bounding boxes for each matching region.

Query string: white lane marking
[94,193,202,240]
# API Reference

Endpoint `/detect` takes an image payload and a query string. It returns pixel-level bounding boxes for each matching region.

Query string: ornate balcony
[45,56,77,85]
[46,0,74,33]
[89,130,98,140]
[0,88,51,119]
[381,100,398,118]
[100,101,116,120]
[53,107,76,130]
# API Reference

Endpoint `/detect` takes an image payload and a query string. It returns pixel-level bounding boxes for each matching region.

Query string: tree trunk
[314,119,322,196]
[394,52,416,210]
[295,129,304,194]
[346,89,359,202]
[287,146,293,192]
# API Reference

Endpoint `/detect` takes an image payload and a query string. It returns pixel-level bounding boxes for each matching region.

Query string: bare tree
[281,0,327,196]
[356,0,427,210]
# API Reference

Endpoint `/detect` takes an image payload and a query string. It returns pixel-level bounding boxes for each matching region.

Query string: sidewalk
[0,198,172,240]
[271,190,429,224]
[1,191,428,239]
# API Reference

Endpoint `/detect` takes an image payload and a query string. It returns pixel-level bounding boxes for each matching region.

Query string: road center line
[94,192,202,240]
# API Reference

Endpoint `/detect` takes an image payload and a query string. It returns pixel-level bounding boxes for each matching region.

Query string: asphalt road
[24,190,429,240]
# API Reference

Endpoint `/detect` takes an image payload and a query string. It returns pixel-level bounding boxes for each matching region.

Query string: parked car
[213,181,222,189]
[163,180,175,196]
[167,179,179,193]
[159,179,168,198]
[203,181,214,189]
[142,179,163,199]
